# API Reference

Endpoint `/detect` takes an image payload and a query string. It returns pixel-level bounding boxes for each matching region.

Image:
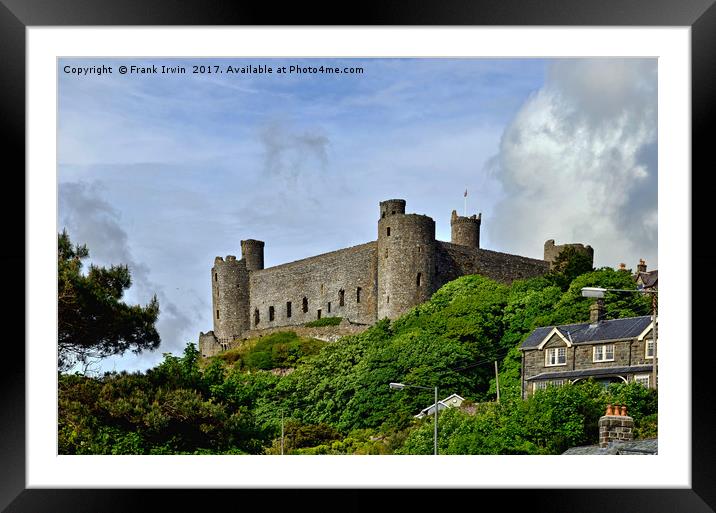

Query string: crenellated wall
[205,198,591,351]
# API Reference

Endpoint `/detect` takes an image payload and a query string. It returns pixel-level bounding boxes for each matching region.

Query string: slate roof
[520,316,653,350]
[636,270,658,288]
[563,438,658,455]
[525,365,653,382]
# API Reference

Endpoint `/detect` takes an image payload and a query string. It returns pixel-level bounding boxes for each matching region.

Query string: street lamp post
[581,287,657,390]
[390,382,439,455]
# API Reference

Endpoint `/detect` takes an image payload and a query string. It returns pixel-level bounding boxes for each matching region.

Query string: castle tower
[379,199,406,219]
[450,210,481,249]
[241,239,265,271]
[543,239,595,269]
[211,255,250,341]
[377,199,436,320]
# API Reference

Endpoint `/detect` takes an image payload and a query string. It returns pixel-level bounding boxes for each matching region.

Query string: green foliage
[546,246,595,290]
[305,316,343,327]
[58,263,657,455]
[396,380,655,455]
[58,230,160,371]
[214,332,327,371]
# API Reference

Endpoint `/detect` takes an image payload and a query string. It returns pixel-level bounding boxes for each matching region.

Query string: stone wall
[544,239,594,268]
[436,242,549,288]
[248,242,378,330]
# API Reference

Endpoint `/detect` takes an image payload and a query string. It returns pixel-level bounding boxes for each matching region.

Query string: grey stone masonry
[599,413,634,448]
[202,198,593,354]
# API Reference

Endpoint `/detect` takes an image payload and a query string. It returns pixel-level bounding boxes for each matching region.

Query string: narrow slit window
[385,248,388,258]
[302,297,308,313]
[214,273,218,281]
[387,295,390,304]
[339,289,345,306]
[327,302,331,313]
[381,211,386,218]
[269,306,275,321]
[287,301,292,318]
[216,309,220,319]
[416,272,422,287]
[356,287,362,303]
[387,227,391,236]
[317,309,322,320]
[254,308,260,326]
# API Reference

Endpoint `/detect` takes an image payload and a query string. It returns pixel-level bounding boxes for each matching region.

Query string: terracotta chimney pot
[606,404,613,416]
[621,405,627,416]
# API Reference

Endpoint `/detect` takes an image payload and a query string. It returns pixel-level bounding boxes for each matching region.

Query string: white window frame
[545,346,567,367]
[645,339,655,359]
[634,374,650,387]
[593,344,615,362]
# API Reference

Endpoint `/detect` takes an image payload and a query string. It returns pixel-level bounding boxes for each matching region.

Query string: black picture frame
[2,1,714,511]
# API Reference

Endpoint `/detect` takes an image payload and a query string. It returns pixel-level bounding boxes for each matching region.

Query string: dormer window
[545,347,566,366]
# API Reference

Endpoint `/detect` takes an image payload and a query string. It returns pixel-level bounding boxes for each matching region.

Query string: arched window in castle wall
[339,289,345,306]
[269,306,275,321]
[302,297,308,313]
[356,287,362,303]
[254,308,260,326]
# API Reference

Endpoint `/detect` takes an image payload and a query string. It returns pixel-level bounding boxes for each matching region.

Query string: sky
[58,58,658,373]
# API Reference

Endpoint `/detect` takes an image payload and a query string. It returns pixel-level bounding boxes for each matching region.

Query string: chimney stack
[589,298,606,324]
[618,263,626,271]
[599,404,634,447]
[637,259,647,273]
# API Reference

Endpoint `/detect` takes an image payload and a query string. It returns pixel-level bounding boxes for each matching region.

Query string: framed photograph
[4,0,714,510]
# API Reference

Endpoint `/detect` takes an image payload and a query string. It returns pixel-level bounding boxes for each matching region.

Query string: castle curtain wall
[248,242,378,328]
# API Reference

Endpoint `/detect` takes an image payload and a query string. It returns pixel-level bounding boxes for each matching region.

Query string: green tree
[58,230,160,371]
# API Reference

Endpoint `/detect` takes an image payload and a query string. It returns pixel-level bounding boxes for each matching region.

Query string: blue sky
[58,58,657,372]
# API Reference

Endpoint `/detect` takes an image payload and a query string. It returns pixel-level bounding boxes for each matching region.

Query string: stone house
[519,302,656,399]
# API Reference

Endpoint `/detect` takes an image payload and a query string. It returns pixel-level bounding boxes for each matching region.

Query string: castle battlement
[199,198,594,358]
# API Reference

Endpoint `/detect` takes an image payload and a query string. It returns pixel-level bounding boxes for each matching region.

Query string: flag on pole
[464,188,468,198]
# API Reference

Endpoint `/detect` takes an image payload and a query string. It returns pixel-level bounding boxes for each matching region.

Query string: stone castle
[199,198,593,357]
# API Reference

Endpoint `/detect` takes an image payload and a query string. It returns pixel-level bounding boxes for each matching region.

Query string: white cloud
[487,59,657,269]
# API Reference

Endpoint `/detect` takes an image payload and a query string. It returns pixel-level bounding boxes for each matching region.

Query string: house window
[339,289,345,306]
[254,308,260,326]
[416,272,422,287]
[356,287,362,303]
[593,344,615,362]
[302,297,308,313]
[286,301,292,318]
[387,227,391,236]
[634,374,650,387]
[327,302,331,313]
[646,339,655,359]
[317,309,322,319]
[534,381,548,392]
[545,347,566,366]
[269,306,275,321]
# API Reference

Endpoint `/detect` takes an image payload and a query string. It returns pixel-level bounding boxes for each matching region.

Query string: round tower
[377,200,436,320]
[211,255,250,341]
[450,210,481,249]
[240,239,265,271]
[379,199,406,219]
